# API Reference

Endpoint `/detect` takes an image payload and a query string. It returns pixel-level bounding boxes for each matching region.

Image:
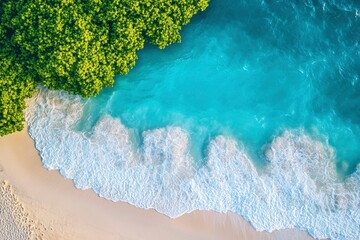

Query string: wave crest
[26,89,360,240]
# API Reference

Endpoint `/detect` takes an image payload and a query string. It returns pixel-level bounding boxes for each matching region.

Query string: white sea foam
[25,89,360,240]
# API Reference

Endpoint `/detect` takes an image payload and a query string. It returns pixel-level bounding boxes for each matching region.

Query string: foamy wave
[26,89,360,240]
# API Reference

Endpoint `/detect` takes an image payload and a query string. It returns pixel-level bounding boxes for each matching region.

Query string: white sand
[0,180,42,240]
[0,126,314,240]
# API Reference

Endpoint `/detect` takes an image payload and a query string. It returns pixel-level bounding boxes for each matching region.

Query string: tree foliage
[0,0,208,136]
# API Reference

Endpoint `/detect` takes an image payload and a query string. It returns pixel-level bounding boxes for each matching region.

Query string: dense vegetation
[0,0,208,136]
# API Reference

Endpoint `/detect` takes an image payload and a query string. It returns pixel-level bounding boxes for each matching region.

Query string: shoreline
[0,126,314,240]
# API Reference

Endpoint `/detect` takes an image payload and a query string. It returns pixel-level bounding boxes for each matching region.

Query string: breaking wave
[26,89,360,240]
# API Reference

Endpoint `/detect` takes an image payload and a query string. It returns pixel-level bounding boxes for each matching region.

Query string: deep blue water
[77,0,360,176]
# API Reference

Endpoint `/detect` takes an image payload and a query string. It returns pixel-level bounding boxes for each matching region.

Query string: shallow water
[77,0,360,175]
[26,0,360,239]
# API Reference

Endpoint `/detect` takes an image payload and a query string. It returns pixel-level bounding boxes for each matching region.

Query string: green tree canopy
[0,0,208,136]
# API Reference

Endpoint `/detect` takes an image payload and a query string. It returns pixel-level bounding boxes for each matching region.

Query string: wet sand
[0,126,314,240]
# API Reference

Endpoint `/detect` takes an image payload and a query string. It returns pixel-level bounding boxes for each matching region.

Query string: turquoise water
[78,0,360,176]
[26,1,360,238]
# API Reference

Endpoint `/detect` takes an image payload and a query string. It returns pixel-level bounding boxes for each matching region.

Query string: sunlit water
[26,0,360,239]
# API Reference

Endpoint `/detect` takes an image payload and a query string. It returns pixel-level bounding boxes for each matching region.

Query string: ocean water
[25,0,360,239]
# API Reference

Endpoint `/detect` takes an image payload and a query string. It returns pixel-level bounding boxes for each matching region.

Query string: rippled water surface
[78,0,360,174]
[26,1,360,239]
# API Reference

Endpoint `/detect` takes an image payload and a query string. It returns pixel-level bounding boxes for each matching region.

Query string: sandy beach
[0,126,314,240]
